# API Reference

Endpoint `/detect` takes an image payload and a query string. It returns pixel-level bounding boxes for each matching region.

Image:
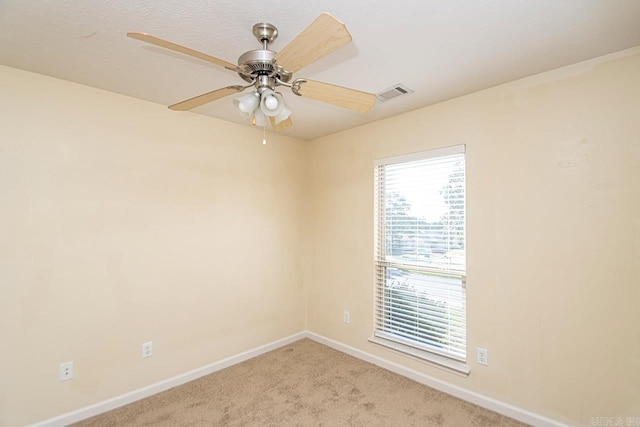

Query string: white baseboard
[32,330,564,427]
[304,331,565,427]
[30,332,306,427]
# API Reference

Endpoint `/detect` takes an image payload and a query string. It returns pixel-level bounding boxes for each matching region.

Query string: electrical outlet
[59,361,74,381]
[477,347,488,366]
[142,341,153,358]
[343,311,350,324]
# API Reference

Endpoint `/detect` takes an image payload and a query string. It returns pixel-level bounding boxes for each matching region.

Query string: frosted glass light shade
[253,108,266,127]
[259,90,284,117]
[274,105,292,124]
[264,95,278,110]
[233,92,260,118]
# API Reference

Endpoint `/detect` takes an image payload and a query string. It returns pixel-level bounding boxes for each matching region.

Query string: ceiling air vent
[376,84,413,102]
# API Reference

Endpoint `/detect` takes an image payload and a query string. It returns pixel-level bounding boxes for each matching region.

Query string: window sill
[368,334,470,377]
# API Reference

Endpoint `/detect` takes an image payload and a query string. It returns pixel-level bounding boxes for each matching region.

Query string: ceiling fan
[127,13,377,132]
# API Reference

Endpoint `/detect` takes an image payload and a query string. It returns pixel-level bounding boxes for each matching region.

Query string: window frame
[370,145,469,375]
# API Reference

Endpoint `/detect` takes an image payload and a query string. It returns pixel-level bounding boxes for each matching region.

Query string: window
[372,145,467,374]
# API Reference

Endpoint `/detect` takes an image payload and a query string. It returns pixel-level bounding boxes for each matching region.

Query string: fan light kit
[127,13,377,143]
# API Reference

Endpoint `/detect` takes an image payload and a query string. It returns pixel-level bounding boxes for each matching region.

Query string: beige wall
[1,47,639,427]
[0,65,306,426]
[304,49,640,425]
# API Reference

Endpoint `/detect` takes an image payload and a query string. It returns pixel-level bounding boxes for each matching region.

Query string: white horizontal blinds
[374,268,467,360]
[374,146,466,361]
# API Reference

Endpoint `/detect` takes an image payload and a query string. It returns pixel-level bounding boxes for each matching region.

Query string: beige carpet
[73,339,528,426]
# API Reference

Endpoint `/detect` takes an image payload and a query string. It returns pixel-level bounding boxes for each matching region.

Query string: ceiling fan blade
[169,86,245,111]
[294,79,376,113]
[269,116,293,132]
[127,32,239,71]
[274,13,352,73]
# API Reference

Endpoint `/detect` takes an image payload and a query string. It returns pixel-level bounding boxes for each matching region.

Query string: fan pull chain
[262,124,267,145]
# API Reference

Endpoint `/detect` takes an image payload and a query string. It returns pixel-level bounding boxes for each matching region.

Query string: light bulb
[264,95,278,110]
[234,93,259,119]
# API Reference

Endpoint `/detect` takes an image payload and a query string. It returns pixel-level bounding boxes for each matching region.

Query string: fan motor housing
[237,49,292,84]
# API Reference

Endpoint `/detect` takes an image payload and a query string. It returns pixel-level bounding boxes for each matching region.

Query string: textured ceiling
[2,0,640,140]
